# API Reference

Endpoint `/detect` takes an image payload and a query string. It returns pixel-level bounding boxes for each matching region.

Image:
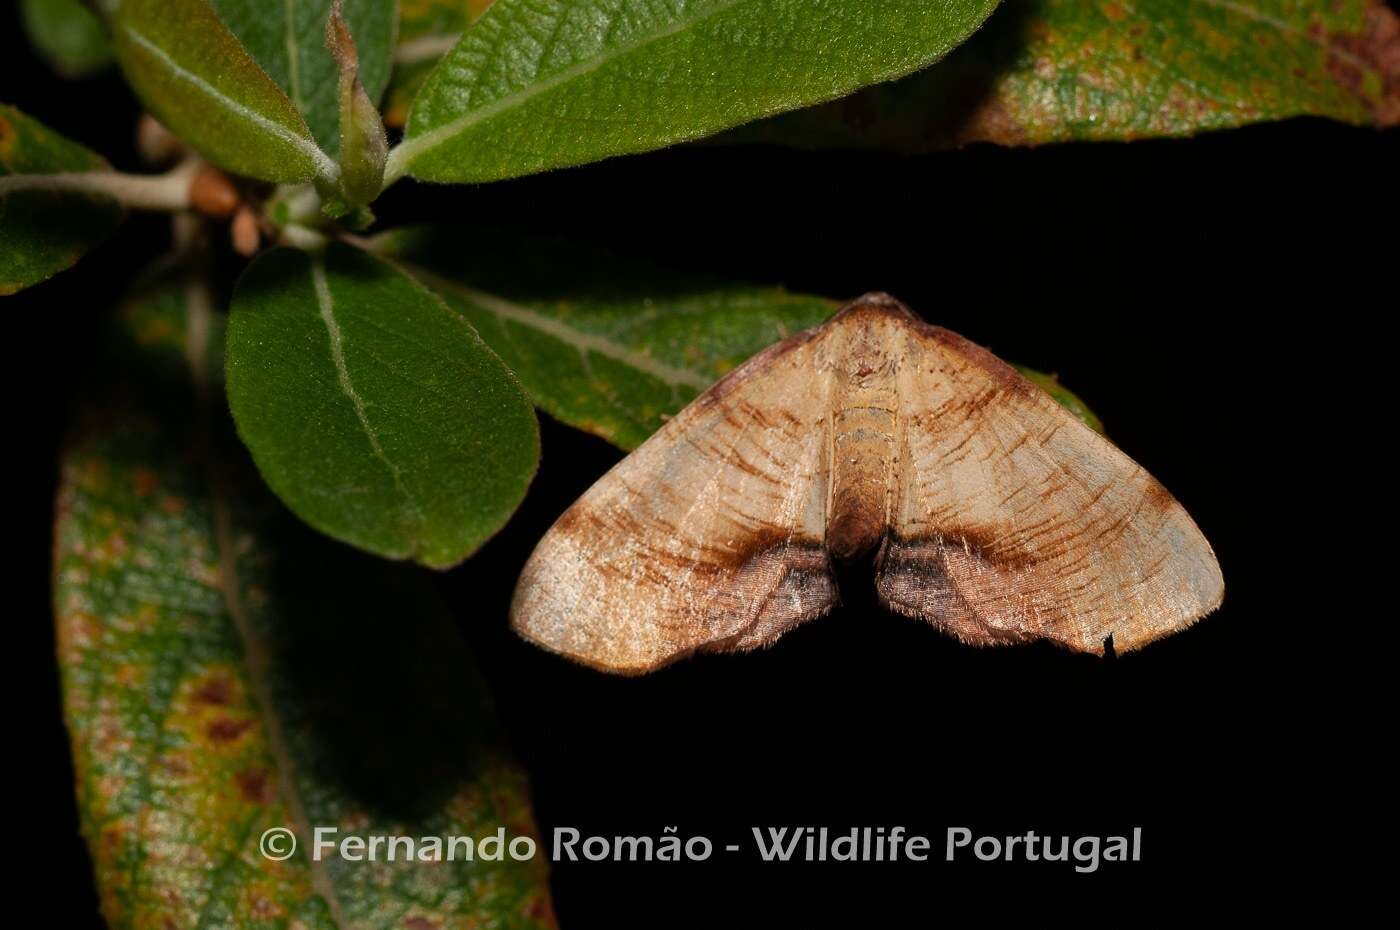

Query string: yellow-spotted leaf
[738,0,1400,149]
[55,268,557,930]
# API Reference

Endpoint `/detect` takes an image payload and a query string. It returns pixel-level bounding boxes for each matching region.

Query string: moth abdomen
[827,381,898,560]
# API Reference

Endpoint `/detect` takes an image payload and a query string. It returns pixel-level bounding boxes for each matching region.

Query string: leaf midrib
[310,253,426,546]
[404,262,713,391]
[386,0,748,181]
[119,21,337,181]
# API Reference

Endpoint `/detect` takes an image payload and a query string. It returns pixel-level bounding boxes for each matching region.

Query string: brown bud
[231,206,260,257]
[190,168,240,218]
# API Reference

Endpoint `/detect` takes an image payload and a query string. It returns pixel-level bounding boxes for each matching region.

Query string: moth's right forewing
[878,324,1224,654]
[510,329,838,674]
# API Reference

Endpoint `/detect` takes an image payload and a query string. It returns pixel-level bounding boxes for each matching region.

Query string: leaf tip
[324,0,387,206]
[325,0,359,75]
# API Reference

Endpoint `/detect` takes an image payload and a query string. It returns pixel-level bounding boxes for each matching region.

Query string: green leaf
[379,226,1105,448]
[226,243,539,568]
[384,0,493,128]
[0,103,123,296]
[1014,366,1103,434]
[20,0,114,77]
[736,0,1400,149]
[105,0,334,183]
[388,0,1003,183]
[379,226,837,449]
[325,1,389,206]
[208,0,397,155]
[55,268,557,930]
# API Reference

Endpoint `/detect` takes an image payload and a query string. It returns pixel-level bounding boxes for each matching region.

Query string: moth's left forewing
[879,324,1223,654]
[510,327,839,673]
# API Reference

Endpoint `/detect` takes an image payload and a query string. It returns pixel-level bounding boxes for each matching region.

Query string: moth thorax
[827,388,897,560]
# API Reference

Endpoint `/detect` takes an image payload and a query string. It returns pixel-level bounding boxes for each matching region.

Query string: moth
[511,294,1223,674]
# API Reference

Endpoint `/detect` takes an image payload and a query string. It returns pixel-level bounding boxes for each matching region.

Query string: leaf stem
[280,224,328,250]
[0,159,201,211]
[267,183,324,226]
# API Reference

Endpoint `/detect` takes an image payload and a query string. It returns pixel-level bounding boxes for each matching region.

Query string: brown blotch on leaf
[194,675,233,705]
[234,768,274,804]
[1102,2,1128,23]
[1316,4,1400,125]
[132,467,159,496]
[206,717,254,742]
[523,893,559,928]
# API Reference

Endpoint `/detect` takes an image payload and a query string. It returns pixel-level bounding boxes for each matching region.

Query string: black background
[6,5,1391,927]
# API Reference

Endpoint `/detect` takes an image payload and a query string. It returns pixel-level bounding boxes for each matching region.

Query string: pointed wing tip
[509,610,677,675]
[1105,577,1227,656]
[508,618,675,676]
[509,573,677,676]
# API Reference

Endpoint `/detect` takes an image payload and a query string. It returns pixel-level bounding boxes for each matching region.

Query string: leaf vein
[310,254,423,539]
[388,0,748,180]
[411,267,712,390]
[120,24,338,181]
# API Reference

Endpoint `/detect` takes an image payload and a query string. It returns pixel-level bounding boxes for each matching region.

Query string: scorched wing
[511,294,1223,674]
